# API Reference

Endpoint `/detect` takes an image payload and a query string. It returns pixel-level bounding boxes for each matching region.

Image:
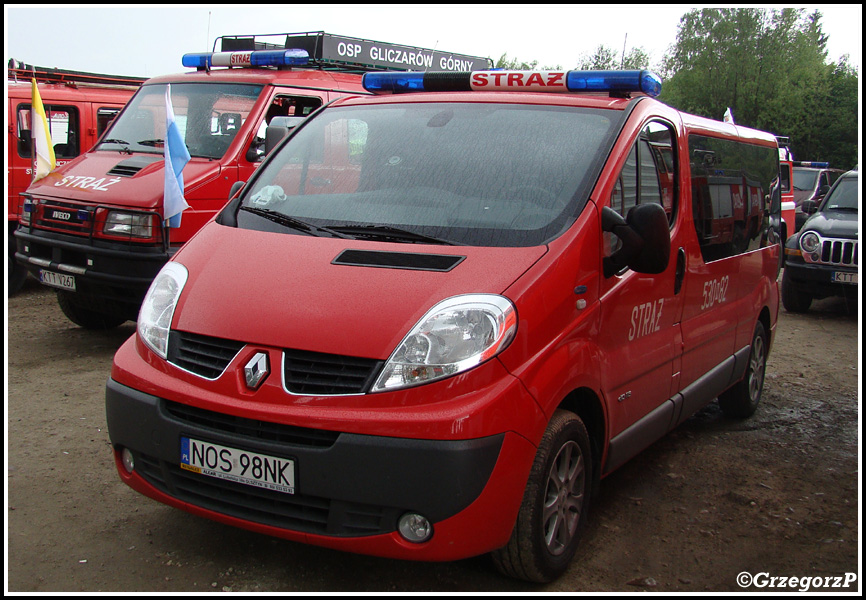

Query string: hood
[171,222,547,359]
[793,189,819,206]
[25,151,219,209]
[801,209,859,239]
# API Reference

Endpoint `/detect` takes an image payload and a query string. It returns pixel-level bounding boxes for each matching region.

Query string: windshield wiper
[239,206,350,238]
[100,138,132,154]
[137,139,165,147]
[328,224,456,245]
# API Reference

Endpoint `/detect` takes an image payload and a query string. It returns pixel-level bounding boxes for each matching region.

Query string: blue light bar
[182,49,309,69]
[793,161,830,168]
[363,69,663,97]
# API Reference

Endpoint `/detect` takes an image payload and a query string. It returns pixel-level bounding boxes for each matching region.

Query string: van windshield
[97,82,263,159]
[239,102,616,247]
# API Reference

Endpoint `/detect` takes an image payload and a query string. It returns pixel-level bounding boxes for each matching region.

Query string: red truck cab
[7,60,144,295]
[14,32,490,324]
[106,68,782,582]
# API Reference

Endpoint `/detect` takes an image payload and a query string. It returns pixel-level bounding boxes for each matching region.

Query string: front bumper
[106,336,543,560]
[15,226,171,320]
[783,259,858,299]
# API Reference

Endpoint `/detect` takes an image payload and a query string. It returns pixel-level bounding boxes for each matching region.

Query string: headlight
[372,294,517,392]
[800,231,820,254]
[138,262,188,358]
[103,211,156,238]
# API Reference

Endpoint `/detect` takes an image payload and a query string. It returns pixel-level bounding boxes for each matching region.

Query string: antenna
[621,33,627,69]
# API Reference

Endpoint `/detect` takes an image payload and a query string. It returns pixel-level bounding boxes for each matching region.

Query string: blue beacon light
[182,49,309,69]
[363,69,663,97]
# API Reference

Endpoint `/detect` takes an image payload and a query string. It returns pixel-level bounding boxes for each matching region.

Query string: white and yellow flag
[31,78,56,181]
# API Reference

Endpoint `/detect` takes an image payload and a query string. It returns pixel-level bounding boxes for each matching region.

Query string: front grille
[135,452,402,536]
[167,331,246,379]
[283,349,383,395]
[164,400,340,448]
[819,238,858,267]
[32,200,94,236]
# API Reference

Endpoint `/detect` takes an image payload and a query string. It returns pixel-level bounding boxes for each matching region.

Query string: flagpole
[30,67,37,184]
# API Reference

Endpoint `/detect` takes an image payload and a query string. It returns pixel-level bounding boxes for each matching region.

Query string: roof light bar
[792,161,830,168]
[362,69,662,97]
[182,49,309,69]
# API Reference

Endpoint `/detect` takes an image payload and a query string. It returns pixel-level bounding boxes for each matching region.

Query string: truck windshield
[97,82,263,159]
[239,102,616,247]
[792,169,819,191]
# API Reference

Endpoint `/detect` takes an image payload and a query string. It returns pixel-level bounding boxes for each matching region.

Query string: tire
[492,409,592,583]
[8,228,28,296]
[8,255,28,296]
[56,291,127,329]
[781,269,812,313]
[719,320,768,418]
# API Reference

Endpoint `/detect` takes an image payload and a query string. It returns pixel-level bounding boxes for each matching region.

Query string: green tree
[661,7,858,170]
[577,45,650,70]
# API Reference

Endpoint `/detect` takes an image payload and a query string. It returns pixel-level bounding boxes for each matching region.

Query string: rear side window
[689,134,778,262]
[17,103,80,159]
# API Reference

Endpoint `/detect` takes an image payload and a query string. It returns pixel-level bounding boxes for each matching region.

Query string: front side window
[17,103,80,159]
[237,102,618,247]
[606,121,677,257]
[97,83,263,159]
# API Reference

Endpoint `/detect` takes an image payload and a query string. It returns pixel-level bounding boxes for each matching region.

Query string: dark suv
[792,163,845,232]
[782,169,858,312]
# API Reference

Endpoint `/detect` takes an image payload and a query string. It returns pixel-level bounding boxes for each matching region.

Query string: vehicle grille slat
[283,349,383,395]
[167,331,245,379]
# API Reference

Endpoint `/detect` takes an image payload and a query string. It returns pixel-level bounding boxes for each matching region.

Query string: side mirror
[817,184,830,199]
[602,203,671,278]
[265,116,306,155]
[228,180,245,200]
[801,199,819,215]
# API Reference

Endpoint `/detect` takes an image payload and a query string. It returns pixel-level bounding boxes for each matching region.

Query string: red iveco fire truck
[14,32,490,323]
[7,59,144,295]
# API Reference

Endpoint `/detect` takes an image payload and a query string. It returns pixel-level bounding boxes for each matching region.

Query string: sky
[4,4,863,79]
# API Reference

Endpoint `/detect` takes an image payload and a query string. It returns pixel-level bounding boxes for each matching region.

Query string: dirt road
[6,276,860,592]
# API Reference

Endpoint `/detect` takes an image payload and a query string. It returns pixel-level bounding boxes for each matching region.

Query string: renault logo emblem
[244,352,269,390]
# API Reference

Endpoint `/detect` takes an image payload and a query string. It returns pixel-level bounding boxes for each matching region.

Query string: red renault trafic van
[106,69,781,582]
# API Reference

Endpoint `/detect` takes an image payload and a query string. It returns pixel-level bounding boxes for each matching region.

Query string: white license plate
[180,437,295,494]
[39,269,76,291]
[832,272,857,284]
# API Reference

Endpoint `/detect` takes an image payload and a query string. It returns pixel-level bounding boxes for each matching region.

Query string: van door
[597,119,686,472]
[676,134,778,423]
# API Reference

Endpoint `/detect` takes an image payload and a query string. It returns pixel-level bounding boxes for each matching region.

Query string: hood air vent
[332,249,465,272]
[107,155,163,177]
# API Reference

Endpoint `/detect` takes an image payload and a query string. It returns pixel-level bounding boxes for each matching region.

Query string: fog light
[121,448,135,473]
[398,513,432,543]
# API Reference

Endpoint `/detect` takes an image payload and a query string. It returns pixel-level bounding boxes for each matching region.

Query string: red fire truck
[14,32,491,323]
[7,60,144,294]
[105,68,782,582]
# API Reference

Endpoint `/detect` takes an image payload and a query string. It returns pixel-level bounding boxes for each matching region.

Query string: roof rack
[212,31,493,74]
[7,58,146,88]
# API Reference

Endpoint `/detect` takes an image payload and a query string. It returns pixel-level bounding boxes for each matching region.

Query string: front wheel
[492,409,592,583]
[781,269,812,313]
[719,320,768,418]
[56,291,128,329]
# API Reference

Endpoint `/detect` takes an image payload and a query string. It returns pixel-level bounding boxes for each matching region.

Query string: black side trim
[332,249,465,272]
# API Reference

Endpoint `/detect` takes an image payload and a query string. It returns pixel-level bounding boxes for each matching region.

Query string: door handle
[674,247,686,295]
